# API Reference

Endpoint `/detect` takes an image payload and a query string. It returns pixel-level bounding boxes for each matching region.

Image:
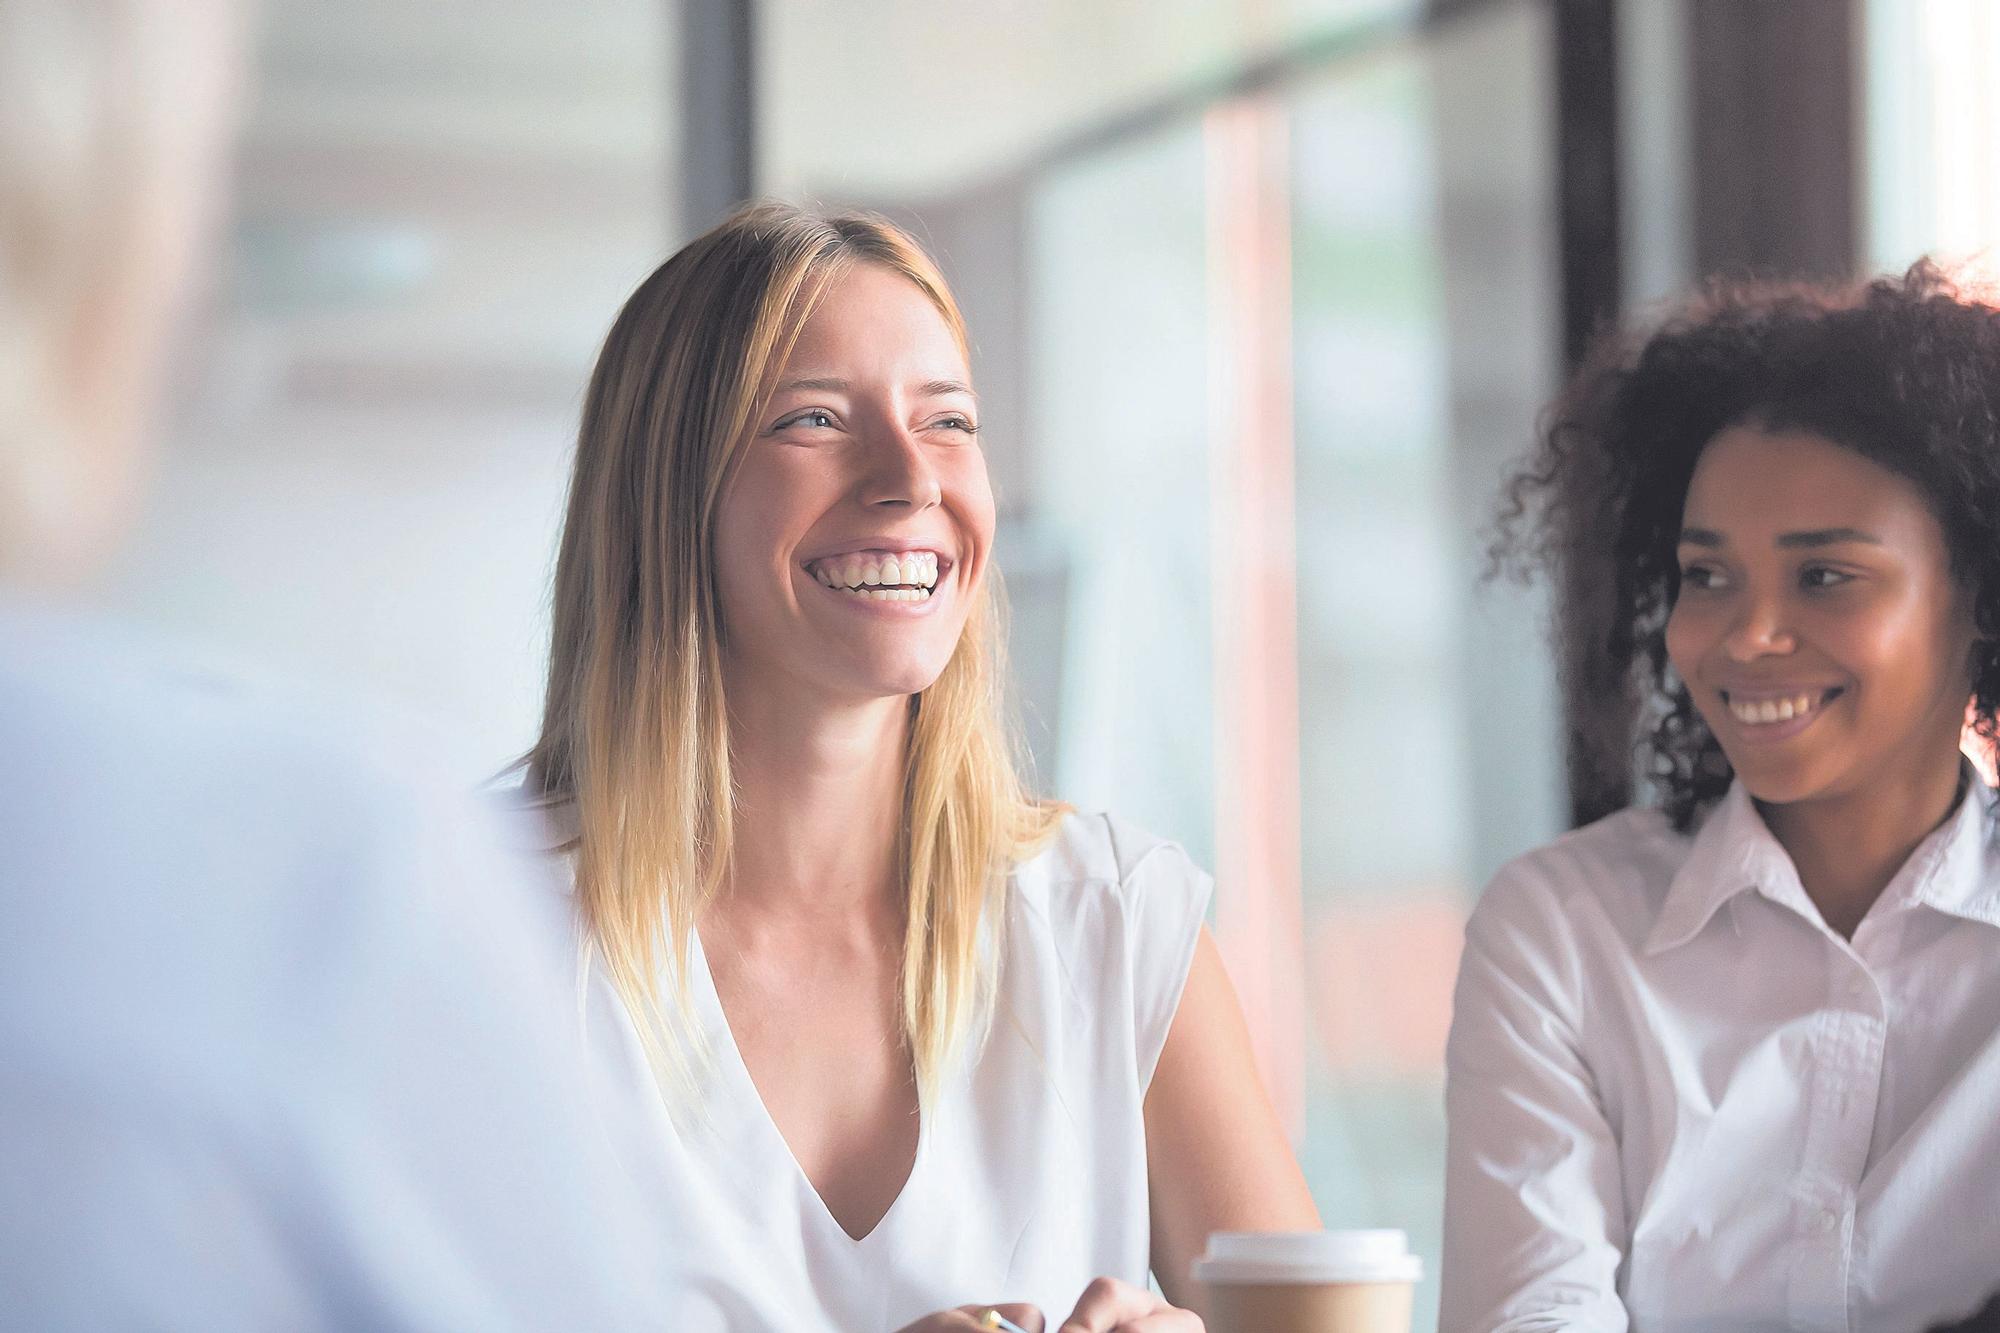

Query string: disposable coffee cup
[1192,1230,1421,1333]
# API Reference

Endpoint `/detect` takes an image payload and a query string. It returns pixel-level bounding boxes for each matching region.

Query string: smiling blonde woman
[513,204,1319,1330]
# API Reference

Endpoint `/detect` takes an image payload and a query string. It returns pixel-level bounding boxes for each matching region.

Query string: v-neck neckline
[687,929,930,1246]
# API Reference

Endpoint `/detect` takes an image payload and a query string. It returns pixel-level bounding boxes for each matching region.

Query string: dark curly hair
[1496,260,2000,830]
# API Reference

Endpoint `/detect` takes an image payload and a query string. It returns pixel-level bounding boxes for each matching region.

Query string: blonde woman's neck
[720,682,910,924]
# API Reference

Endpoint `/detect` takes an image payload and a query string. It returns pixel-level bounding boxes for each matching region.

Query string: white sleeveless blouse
[511,807,1212,1331]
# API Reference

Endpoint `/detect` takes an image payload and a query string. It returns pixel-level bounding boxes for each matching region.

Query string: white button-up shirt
[1443,777,2000,1333]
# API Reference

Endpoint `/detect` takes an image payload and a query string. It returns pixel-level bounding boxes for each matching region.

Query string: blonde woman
[515,204,1320,1330]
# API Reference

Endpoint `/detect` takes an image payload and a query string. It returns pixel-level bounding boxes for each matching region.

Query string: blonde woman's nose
[860,427,942,509]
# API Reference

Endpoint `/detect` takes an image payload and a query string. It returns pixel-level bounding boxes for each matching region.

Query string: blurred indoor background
[104,1,2000,1324]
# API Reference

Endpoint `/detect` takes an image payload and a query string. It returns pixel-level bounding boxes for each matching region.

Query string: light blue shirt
[0,601,692,1329]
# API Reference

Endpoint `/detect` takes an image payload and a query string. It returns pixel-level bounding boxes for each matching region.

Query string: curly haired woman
[1441,264,2000,1332]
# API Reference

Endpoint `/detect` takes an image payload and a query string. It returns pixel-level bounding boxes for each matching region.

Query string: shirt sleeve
[1112,827,1215,1091]
[1441,859,1631,1333]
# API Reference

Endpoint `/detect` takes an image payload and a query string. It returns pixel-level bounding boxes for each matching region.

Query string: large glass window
[1012,6,1562,1323]
[1024,128,1220,868]
[1865,0,2000,270]
[1288,13,1563,1322]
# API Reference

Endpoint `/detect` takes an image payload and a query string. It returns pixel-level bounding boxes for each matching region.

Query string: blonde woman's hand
[1057,1277,1203,1332]
[893,1303,1045,1332]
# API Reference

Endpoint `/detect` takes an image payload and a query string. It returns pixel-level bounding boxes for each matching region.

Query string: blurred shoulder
[0,599,471,812]
[482,782,581,893]
[0,600,539,952]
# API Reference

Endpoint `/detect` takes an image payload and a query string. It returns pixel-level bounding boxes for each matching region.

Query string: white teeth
[1729,692,1820,726]
[840,587,929,602]
[807,550,942,591]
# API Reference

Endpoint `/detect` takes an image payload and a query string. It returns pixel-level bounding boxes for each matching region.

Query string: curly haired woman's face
[713,262,994,706]
[1665,425,1977,809]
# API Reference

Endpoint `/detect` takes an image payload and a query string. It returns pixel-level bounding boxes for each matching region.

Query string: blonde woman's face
[713,262,994,705]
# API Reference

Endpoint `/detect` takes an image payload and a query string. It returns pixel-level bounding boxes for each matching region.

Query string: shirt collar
[1645,782,1797,955]
[1644,769,2000,955]
[1899,777,2000,927]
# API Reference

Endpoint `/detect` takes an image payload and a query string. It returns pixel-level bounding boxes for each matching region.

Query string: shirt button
[1811,1208,1840,1235]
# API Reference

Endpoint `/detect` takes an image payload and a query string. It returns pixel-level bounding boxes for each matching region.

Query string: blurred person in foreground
[502,203,1322,1331]
[1442,264,2000,1332]
[0,2,728,1326]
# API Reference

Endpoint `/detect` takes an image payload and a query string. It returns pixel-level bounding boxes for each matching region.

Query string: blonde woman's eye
[934,415,979,435]
[778,409,836,431]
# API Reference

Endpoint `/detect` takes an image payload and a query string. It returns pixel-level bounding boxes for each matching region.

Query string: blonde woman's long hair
[525,203,1065,1103]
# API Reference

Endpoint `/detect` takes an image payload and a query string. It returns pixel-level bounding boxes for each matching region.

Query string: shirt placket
[1786,946,1887,1333]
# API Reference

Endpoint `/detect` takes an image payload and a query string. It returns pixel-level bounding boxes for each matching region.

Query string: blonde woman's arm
[1143,928,1322,1315]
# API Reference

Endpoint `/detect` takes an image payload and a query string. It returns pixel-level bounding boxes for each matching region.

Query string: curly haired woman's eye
[1799,565,1854,591]
[1679,563,1725,591]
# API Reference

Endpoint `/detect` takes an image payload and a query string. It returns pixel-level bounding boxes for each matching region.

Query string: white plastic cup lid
[1191,1229,1423,1286]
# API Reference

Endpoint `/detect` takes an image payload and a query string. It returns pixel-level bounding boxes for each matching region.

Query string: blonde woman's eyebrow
[773,377,973,400]
[775,376,849,394]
